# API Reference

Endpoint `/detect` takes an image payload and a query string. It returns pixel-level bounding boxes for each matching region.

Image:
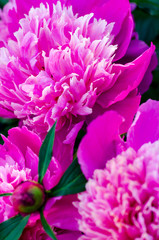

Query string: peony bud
[12,181,45,213]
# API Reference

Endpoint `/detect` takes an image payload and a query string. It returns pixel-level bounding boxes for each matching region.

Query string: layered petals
[0,1,156,141]
[76,99,159,239]
[0,127,80,239]
[76,142,159,239]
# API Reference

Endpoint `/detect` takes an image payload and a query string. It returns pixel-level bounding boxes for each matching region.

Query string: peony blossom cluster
[0,0,157,141]
[0,126,81,239]
[76,99,159,239]
[0,0,158,240]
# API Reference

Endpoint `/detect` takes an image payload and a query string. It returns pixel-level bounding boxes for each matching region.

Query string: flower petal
[97,43,155,108]
[127,99,159,151]
[78,111,125,179]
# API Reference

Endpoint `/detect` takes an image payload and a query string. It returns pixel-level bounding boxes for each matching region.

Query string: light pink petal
[76,141,159,239]
[78,111,125,179]
[127,99,159,151]
[69,0,133,60]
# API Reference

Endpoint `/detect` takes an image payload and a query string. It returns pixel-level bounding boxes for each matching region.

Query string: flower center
[12,181,46,214]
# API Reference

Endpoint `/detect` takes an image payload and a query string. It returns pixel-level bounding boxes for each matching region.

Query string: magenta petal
[53,121,84,172]
[46,195,80,231]
[70,0,130,34]
[77,111,125,179]
[57,231,82,240]
[86,91,140,135]
[120,39,153,63]
[113,11,133,61]
[0,106,15,118]
[15,0,54,16]
[1,135,25,169]
[69,0,133,59]
[53,132,74,172]
[97,43,155,108]
[127,99,159,151]
[138,51,158,94]
[106,90,141,134]
[7,126,41,157]
[119,39,158,94]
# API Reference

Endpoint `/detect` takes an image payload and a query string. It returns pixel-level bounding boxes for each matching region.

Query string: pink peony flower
[0,126,81,239]
[76,99,159,239]
[0,0,156,140]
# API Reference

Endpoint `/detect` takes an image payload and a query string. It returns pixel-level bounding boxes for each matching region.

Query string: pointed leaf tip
[38,122,57,184]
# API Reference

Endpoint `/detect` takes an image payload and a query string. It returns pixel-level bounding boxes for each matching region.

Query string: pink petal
[119,39,158,94]
[97,43,155,108]
[57,231,82,240]
[78,111,125,179]
[69,0,133,60]
[106,90,141,134]
[127,99,159,151]
[7,126,41,156]
[46,195,80,231]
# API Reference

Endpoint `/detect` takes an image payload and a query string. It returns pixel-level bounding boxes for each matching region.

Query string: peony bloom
[0,0,157,140]
[0,126,81,239]
[76,99,159,239]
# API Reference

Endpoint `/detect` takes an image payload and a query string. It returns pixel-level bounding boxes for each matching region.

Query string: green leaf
[47,158,87,197]
[0,214,30,240]
[0,193,12,197]
[40,209,57,240]
[0,0,8,8]
[130,0,159,16]
[133,9,159,44]
[38,122,57,184]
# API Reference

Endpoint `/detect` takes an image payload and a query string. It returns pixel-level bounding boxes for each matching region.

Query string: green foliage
[38,122,57,184]
[40,209,57,240]
[0,193,12,197]
[47,158,87,197]
[0,214,30,240]
[0,0,8,8]
[130,0,159,16]
[133,9,159,44]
